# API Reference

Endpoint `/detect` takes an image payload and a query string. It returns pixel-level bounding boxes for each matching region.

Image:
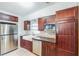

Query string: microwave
[44,24,56,30]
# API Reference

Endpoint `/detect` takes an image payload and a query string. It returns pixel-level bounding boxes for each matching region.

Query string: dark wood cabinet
[10,16,18,22]
[0,13,18,22]
[38,18,46,31]
[20,37,32,52]
[24,21,30,30]
[46,15,56,24]
[42,41,56,56]
[56,21,78,55]
[56,6,78,56]
[38,15,55,31]
[55,7,78,22]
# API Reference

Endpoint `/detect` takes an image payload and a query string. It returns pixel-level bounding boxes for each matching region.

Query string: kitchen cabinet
[24,21,30,30]
[55,6,78,22]
[56,6,78,56]
[42,41,56,56]
[10,16,18,22]
[46,15,56,24]
[0,13,18,22]
[38,17,46,31]
[56,21,78,55]
[38,15,55,31]
[20,36,32,52]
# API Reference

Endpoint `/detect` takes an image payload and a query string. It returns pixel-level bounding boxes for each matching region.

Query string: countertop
[22,31,56,43]
[32,36,56,43]
[22,35,33,41]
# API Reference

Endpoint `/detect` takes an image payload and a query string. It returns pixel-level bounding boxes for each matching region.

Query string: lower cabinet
[42,41,74,56]
[20,38,74,56]
[42,41,56,56]
[20,39,32,52]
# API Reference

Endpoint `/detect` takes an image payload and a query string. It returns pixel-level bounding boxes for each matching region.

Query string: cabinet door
[38,18,46,31]
[46,15,55,24]
[20,39,32,52]
[42,41,56,56]
[24,40,32,52]
[0,13,18,22]
[57,21,76,35]
[20,39,25,48]
[24,21,30,30]
[56,7,78,22]
[42,41,49,56]
[50,43,56,56]
[56,21,78,55]
[10,16,18,22]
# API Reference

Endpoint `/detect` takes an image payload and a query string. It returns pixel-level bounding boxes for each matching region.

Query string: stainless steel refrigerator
[0,23,18,55]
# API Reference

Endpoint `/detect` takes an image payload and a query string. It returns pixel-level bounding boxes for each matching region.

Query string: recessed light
[18,2,34,8]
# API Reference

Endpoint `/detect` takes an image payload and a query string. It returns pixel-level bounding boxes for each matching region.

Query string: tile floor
[3,48,36,56]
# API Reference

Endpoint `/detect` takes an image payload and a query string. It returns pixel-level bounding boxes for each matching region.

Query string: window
[30,19,38,32]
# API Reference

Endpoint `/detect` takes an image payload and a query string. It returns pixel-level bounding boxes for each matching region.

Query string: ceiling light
[19,2,34,8]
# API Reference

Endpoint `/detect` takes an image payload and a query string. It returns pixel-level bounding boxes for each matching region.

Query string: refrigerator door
[10,34,18,51]
[0,35,17,55]
[9,35,18,51]
[9,24,18,34]
[14,34,18,47]
[0,35,11,54]
[0,24,10,35]
[0,23,17,35]
[0,38,1,55]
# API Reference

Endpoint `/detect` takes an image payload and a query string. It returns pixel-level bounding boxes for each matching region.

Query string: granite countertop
[21,31,56,43]
[32,36,56,43]
[22,35,33,41]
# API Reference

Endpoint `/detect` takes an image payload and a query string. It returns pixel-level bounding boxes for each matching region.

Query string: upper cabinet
[46,15,56,24]
[10,16,18,22]
[38,15,56,31]
[55,6,78,22]
[0,13,18,22]
[24,21,30,30]
[38,17,46,31]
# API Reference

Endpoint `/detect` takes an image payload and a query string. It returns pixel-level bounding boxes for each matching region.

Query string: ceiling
[0,2,55,17]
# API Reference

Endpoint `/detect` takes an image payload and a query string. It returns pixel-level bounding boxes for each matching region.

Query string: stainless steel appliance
[0,22,18,55]
[44,24,56,30]
[44,24,56,34]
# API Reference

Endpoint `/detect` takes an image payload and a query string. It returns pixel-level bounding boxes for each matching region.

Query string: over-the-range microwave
[44,24,56,30]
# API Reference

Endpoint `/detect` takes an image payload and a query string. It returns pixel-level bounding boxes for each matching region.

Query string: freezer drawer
[0,35,18,55]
